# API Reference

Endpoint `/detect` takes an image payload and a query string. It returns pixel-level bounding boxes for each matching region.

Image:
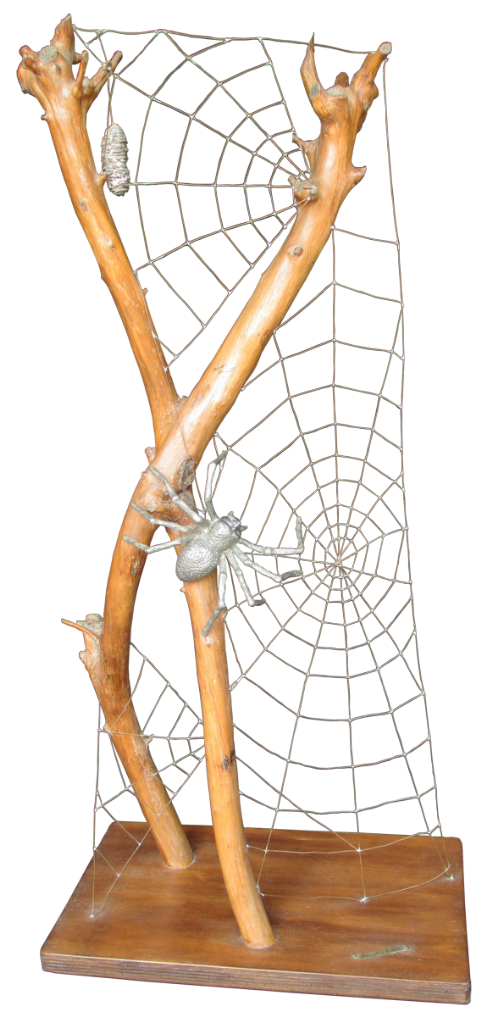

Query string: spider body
[175,512,245,582]
[124,452,304,636]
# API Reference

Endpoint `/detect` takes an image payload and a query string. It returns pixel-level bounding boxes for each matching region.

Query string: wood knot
[222,749,236,771]
[288,175,319,204]
[178,458,196,492]
[62,613,103,642]
[38,45,58,64]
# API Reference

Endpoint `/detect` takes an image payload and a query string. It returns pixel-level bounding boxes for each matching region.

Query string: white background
[2,1,490,1015]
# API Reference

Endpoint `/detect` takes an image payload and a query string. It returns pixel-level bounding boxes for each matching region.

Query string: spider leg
[202,453,221,516]
[123,534,189,554]
[203,554,228,636]
[149,465,203,523]
[225,550,266,608]
[239,516,304,556]
[202,451,227,516]
[130,502,196,532]
[233,545,282,585]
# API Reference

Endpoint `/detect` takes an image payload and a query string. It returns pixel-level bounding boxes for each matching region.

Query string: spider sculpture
[124,451,304,635]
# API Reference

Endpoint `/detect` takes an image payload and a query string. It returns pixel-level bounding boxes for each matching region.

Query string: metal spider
[124,451,304,635]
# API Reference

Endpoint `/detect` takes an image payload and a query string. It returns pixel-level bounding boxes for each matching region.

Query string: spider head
[224,512,246,536]
[209,512,246,553]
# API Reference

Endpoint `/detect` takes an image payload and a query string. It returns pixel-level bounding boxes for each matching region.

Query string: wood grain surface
[41,823,470,1003]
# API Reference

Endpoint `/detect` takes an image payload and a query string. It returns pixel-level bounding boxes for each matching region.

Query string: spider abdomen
[176,538,219,582]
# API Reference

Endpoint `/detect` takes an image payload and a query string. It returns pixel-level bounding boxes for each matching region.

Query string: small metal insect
[101,123,130,196]
[124,452,304,635]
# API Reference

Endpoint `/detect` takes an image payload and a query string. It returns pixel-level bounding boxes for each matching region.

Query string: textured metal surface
[101,122,132,195]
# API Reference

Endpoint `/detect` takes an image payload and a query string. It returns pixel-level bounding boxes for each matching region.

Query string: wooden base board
[41,823,470,1003]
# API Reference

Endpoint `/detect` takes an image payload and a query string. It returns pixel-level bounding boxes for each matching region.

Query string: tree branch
[18,15,192,869]
[61,614,192,863]
[18,14,178,446]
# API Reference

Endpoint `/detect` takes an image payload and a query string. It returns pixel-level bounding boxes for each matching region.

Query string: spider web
[74,23,450,909]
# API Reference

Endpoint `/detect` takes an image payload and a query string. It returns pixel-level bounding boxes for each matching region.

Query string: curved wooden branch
[102,38,390,944]
[18,15,193,869]
[18,14,178,447]
[62,615,191,863]
[185,586,276,947]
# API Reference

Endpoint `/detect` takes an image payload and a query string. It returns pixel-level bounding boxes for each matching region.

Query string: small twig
[18,14,192,871]
[61,618,99,640]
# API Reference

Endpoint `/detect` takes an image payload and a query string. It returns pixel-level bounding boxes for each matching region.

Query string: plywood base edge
[41,953,471,1004]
